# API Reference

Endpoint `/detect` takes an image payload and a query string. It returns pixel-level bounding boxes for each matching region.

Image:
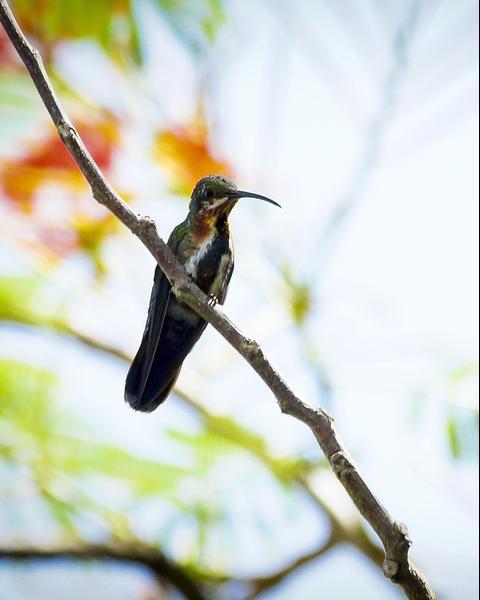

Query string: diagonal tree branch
[0,537,340,600]
[0,543,208,600]
[0,3,435,599]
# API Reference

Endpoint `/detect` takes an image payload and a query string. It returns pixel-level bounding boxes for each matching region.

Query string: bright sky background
[0,1,478,599]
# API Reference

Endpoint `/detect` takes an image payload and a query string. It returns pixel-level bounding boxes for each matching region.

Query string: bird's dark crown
[189,175,237,212]
[189,174,281,215]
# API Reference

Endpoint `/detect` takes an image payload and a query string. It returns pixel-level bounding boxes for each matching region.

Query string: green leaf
[11,0,141,65]
[201,0,225,42]
[10,0,226,66]
[281,263,313,326]
[446,415,460,459]
[47,435,194,496]
[0,275,68,331]
[448,361,479,382]
[0,358,59,434]
[444,408,479,462]
[0,356,198,503]
[169,413,317,484]
[154,0,225,51]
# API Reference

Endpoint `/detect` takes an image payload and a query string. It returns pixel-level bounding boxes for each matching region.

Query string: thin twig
[0,544,207,600]
[0,538,340,600]
[0,3,435,598]
[245,531,338,597]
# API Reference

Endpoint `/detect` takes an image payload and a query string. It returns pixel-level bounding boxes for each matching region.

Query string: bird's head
[188,175,280,220]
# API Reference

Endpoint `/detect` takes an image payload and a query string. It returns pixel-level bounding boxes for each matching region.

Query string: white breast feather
[184,232,216,277]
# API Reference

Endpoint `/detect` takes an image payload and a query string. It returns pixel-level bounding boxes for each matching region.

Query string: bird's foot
[207,294,218,308]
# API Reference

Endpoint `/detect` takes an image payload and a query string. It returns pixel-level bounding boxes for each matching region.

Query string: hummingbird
[125,175,280,412]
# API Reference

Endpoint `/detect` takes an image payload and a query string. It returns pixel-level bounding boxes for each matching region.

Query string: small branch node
[138,215,156,230]
[397,522,409,537]
[315,406,334,424]
[132,215,158,239]
[58,119,75,142]
[241,338,263,363]
[383,558,400,579]
[91,186,108,207]
[394,521,412,549]
[330,450,354,480]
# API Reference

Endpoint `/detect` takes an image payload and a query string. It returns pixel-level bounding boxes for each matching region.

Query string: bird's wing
[216,258,234,305]
[124,223,185,410]
[124,264,171,409]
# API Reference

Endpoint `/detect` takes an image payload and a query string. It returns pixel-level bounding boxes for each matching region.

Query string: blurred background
[0,0,478,598]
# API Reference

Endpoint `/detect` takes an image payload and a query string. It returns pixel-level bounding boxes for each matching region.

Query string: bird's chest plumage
[183,232,232,297]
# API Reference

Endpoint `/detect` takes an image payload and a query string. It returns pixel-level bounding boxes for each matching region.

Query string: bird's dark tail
[125,350,181,413]
[124,264,206,412]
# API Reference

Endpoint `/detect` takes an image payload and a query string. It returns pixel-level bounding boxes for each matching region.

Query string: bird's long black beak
[230,190,281,208]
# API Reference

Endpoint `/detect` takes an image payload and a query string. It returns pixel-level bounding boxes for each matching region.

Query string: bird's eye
[205,188,214,200]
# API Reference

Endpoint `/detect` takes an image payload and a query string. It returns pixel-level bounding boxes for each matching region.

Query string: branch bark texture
[0,2,435,599]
